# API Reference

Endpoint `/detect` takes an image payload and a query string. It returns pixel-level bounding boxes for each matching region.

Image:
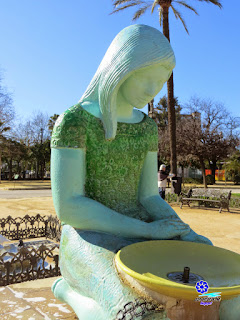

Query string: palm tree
[111,0,222,174]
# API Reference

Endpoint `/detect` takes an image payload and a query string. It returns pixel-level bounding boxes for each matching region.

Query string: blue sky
[0,0,239,121]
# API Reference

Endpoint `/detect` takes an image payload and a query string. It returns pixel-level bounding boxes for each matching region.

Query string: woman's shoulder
[55,103,89,127]
[51,103,88,149]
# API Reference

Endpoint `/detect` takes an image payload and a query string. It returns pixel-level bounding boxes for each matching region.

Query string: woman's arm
[51,148,149,239]
[51,148,190,239]
[138,151,182,221]
[138,152,213,245]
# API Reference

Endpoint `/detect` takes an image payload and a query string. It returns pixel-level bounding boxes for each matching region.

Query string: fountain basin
[115,240,240,301]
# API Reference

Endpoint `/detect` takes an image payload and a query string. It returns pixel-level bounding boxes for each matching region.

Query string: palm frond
[111,1,145,14]
[195,0,222,9]
[151,0,158,14]
[171,5,189,34]
[175,1,199,15]
[113,0,133,7]
[158,7,163,26]
[133,3,151,20]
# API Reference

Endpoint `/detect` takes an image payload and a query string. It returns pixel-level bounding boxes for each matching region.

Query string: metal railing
[0,214,61,241]
[0,214,62,286]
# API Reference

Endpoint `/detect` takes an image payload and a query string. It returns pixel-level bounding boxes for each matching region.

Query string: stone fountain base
[116,264,220,320]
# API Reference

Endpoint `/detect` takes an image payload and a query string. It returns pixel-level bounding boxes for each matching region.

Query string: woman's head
[160,164,166,171]
[119,64,171,110]
[80,24,176,139]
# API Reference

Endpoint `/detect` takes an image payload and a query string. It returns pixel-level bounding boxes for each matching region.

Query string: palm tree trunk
[148,99,154,118]
[162,5,177,175]
[167,73,177,174]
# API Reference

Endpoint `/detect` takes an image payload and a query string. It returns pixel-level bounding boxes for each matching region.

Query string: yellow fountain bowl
[115,240,240,301]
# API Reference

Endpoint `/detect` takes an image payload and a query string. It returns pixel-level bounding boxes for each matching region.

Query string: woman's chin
[134,104,147,110]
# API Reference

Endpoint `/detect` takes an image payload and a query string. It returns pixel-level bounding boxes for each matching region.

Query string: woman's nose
[145,84,160,97]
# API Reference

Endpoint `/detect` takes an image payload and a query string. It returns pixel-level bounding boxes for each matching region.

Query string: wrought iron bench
[179,188,232,213]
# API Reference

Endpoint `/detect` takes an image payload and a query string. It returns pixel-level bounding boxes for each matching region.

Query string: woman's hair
[79,24,176,140]
[160,164,166,171]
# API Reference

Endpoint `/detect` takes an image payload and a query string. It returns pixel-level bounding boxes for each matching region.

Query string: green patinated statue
[50,25,214,319]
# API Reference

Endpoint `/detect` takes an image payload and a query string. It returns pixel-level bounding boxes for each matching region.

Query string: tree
[48,114,59,134]
[177,97,239,187]
[111,0,222,174]
[27,112,50,179]
[31,139,51,180]
[152,95,181,168]
[224,151,240,185]
[1,138,27,180]
[0,74,14,182]
[13,111,51,179]
[153,95,181,128]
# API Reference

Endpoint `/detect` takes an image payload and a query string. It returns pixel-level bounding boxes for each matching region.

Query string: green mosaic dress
[51,103,158,222]
[51,104,167,319]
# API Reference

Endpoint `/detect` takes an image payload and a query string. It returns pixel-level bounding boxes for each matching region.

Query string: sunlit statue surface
[50,25,213,319]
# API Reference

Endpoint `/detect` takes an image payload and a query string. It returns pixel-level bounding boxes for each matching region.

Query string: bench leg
[219,207,222,213]
[180,203,183,209]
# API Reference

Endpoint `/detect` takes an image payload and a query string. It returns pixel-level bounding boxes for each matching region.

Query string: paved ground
[0,190,52,199]
[0,197,55,218]
[0,189,239,319]
[173,204,240,254]
[0,187,239,199]
[0,277,76,319]
[0,181,51,190]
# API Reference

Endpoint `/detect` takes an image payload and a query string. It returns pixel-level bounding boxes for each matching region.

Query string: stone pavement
[0,190,52,199]
[0,277,76,320]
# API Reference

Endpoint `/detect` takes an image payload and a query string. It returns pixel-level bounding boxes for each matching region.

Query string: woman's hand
[147,219,190,240]
[180,229,213,245]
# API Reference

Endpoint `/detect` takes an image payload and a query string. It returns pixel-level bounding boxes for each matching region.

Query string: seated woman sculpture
[51,24,212,320]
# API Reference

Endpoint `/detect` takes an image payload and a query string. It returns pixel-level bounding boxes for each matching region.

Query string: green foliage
[111,0,222,34]
[230,197,240,208]
[224,151,240,185]
[165,192,178,203]
[1,112,57,180]
[233,174,240,185]
[183,177,203,184]
[232,193,240,198]
[48,114,59,134]
[153,95,182,129]
[206,174,215,185]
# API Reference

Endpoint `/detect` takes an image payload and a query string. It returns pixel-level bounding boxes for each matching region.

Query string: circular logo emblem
[195,280,209,294]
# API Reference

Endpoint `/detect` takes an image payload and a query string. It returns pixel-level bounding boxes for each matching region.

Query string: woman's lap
[59,225,151,318]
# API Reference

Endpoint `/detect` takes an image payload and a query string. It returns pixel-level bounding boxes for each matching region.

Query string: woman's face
[119,64,172,109]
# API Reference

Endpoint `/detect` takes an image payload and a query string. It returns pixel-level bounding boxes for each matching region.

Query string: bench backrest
[191,189,231,199]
